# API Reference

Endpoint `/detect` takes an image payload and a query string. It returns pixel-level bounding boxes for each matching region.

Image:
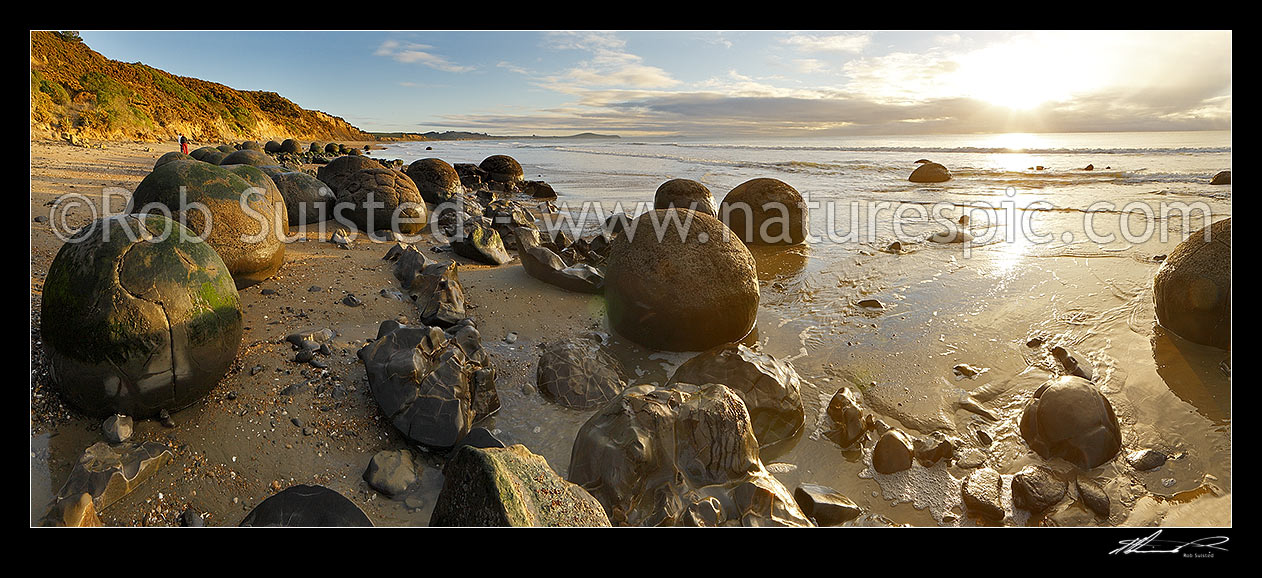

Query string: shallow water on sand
[375,131,1230,525]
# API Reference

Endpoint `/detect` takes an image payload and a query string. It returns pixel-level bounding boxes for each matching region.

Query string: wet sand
[30,138,1231,527]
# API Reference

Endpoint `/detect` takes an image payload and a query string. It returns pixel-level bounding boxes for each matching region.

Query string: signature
[1110,530,1229,555]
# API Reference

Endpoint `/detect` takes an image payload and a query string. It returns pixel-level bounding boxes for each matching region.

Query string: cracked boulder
[129,159,287,288]
[46,441,174,520]
[391,245,467,327]
[536,338,627,409]
[516,226,605,293]
[479,154,524,184]
[1019,376,1122,469]
[667,343,805,452]
[431,445,610,526]
[329,167,428,235]
[240,485,373,526]
[41,214,243,417]
[605,209,759,351]
[405,158,464,204]
[568,382,812,527]
[1153,218,1231,349]
[357,320,499,449]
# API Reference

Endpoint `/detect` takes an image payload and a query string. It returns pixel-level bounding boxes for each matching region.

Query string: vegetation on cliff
[30,31,373,143]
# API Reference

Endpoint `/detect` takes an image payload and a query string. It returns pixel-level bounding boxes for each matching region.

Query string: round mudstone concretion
[655,179,718,217]
[189,147,226,164]
[40,214,243,418]
[272,171,335,225]
[264,140,282,153]
[1210,170,1230,185]
[406,158,464,204]
[130,159,288,288]
[606,209,759,351]
[325,142,340,154]
[328,167,428,235]
[216,144,236,154]
[1019,376,1122,469]
[536,339,627,409]
[719,178,809,245]
[219,149,273,167]
[479,155,523,183]
[909,162,952,183]
[1153,218,1231,349]
[240,485,372,527]
[239,140,263,152]
[279,139,302,154]
[309,142,324,153]
[154,152,193,169]
[316,155,381,189]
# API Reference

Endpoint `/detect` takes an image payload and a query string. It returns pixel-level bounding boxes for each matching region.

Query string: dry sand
[29,138,601,526]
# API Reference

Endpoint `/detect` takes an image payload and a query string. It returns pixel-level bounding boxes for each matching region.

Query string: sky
[75,30,1232,138]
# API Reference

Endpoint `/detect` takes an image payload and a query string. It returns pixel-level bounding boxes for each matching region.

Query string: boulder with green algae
[356,320,500,449]
[654,178,718,217]
[129,159,287,288]
[45,441,174,520]
[605,209,759,351]
[667,342,805,452]
[40,214,243,417]
[451,218,512,265]
[1154,218,1231,349]
[218,149,273,167]
[189,146,227,164]
[568,383,813,527]
[154,151,193,169]
[719,177,809,245]
[431,445,611,526]
[406,158,464,204]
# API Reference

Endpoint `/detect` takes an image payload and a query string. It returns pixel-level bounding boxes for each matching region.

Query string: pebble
[291,417,305,427]
[102,414,133,443]
[857,298,885,309]
[159,409,175,428]
[961,468,1004,521]
[504,332,519,344]
[1127,448,1168,471]
[179,508,204,527]
[1075,475,1110,518]
[1011,465,1067,515]
[250,365,264,376]
[226,391,237,400]
[261,288,277,296]
[342,295,363,307]
[309,286,323,292]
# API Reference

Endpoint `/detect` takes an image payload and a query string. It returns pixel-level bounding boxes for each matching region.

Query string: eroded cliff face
[31,31,372,143]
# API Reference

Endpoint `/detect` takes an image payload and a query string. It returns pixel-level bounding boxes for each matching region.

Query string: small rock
[1026,336,1045,348]
[913,432,957,466]
[34,215,49,223]
[1011,465,1067,515]
[342,294,363,307]
[857,298,885,309]
[226,391,237,400]
[291,417,305,428]
[961,468,1004,521]
[158,409,175,428]
[1051,346,1093,381]
[504,332,518,344]
[953,363,986,378]
[308,286,323,292]
[250,365,264,376]
[1126,448,1167,471]
[872,429,915,474]
[101,414,133,444]
[1075,475,1110,518]
[363,449,420,497]
[793,483,863,526]
[260,288,277,296]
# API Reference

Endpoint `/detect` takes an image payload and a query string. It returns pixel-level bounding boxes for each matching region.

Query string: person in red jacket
[179,135,189,155]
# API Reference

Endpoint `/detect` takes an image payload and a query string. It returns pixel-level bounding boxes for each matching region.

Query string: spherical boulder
[264,140,282,153]
[154,151,193,169]
[655,178,717,217]
[328,167,428,235]
[325,142,340,154]
[239,140,263,152]
[1153,218,1231,349]
[909,162,952,183]
[719,178,809,245]
[536,338,627,409]
[219,149,274,167]
[605,209,759,351]
[240,485,372,527]
[279,138,302,154]
[479,155,523,183]
[1019,375,1122,469]
[316,155,381,189]
[215,144,235,154]
[189,147,226,164]
[406,158,464,204]
[129,159,288,288]
[1210,170,1230,185]
[40,214,243,418]
[272,171,335,225]
[308,141,324,154]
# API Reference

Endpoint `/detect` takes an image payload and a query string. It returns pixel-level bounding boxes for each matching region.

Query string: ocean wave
[616,142,1231,156]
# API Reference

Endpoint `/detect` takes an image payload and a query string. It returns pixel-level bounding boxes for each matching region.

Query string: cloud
[538,31,679,90]
[374,39,473,73]
[783,33,871,53]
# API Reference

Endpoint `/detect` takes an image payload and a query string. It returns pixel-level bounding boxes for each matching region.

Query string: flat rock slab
[961,468,1005,521]
[52,441,173,514]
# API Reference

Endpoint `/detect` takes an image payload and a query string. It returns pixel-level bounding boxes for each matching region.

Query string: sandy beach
[30,132,1232,528]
